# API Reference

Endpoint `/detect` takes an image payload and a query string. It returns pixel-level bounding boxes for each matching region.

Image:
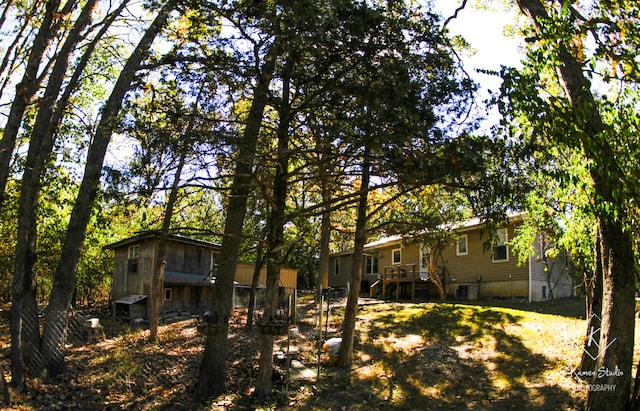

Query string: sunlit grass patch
[334,300,588,410]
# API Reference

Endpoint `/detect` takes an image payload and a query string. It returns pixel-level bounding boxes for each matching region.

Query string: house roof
[104,231,221,251]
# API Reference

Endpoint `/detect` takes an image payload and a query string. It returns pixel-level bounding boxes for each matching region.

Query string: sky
[435,2,524,96]
[432,2,525,131]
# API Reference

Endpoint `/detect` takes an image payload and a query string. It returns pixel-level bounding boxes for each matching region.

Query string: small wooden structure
[113,294,148,322]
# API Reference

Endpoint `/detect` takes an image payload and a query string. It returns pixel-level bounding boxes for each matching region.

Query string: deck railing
[369,264,421,300]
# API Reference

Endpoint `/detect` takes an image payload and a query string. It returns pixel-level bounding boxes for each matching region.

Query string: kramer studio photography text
[573,366,623,392]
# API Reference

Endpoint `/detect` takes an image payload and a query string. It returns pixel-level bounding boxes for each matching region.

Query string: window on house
[421,245,430,269]
[365,255,379,275]
[165,288,173,301]
[456,235,468,256]
[492,228,509,262]
[392,248,401,265]
[333,258,341,276]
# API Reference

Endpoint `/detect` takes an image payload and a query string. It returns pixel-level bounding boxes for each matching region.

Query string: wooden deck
[369,264,426,301]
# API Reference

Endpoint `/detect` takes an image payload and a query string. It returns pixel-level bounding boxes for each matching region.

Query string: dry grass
[0,297,606,410]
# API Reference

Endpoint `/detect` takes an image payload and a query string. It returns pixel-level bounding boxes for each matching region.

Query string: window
[392,248,401,265]
[456,235,468,256]
[492,228,509,262]
[128,245,139,259]
[164,288,173,301]
[421,245,430,269]
[365,256,379,275]
[333,258,341,276]
[127,245,139,273]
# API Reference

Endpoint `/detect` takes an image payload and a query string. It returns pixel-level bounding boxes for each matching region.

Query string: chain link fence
[234,285,297,321]
[18,305,101,375]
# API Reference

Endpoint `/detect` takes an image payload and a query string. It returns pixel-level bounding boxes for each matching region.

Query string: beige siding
[234,262,297,291]
[441,225,530,298]
[327,217,576,301]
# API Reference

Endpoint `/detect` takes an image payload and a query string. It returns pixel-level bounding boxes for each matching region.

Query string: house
[105,232,297,320]
[329,215,574,302]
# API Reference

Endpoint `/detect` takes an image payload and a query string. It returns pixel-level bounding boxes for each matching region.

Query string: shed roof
[104,231,221,251]
[164,271,215,286]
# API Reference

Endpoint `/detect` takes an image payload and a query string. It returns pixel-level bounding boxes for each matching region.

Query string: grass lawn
[293,297,587,410]
[0,296,618,410]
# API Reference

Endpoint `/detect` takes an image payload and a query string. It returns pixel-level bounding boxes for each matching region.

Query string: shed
[105,232,298,319]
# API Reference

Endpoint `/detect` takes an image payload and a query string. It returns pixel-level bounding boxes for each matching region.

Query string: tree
[194,14,280,399]
[9,0,99,384]
[0,0,74,210]
[500,1,640,408]
[35,0,179,380]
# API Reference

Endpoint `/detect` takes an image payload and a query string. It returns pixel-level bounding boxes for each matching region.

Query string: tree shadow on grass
[461,296,586,319]
[299,303,583,410]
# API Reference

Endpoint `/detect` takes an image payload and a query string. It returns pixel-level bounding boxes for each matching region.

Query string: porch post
[382,267,387,300]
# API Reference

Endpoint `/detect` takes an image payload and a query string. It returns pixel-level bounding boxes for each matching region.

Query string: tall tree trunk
[254,57,292,398]
[0,0,74,210]
[149,150,186,342]
[581,224,603,372]
[315,172,331,303]
[516,1,637,409]
[39,0,178,377]
[336,153,371,385]
[246,241,265,330]
[588,212,635,410]
[9,0,96,387]
[194,41,279,400]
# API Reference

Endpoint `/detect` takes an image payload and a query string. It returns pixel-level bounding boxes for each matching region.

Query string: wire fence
[18,305,101,375]
[234,285,297,322]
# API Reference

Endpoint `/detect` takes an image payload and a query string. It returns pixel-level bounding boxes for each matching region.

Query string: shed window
[127,245,139,273]
[333,258,341,276]
[128,245,139,259]
[165,288,173,301]
[492,228,509,262]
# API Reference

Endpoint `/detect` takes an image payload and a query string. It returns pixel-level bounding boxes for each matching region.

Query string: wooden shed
[105,232,298,319]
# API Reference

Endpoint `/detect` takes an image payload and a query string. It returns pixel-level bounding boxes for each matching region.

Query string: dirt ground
[0,296,593,410]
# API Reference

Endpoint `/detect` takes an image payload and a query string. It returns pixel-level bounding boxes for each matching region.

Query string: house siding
[328,218,574,301]
[331,253,353,289]
[112,240,157,301]
[528,250,573,301]
[442,225,529,299]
